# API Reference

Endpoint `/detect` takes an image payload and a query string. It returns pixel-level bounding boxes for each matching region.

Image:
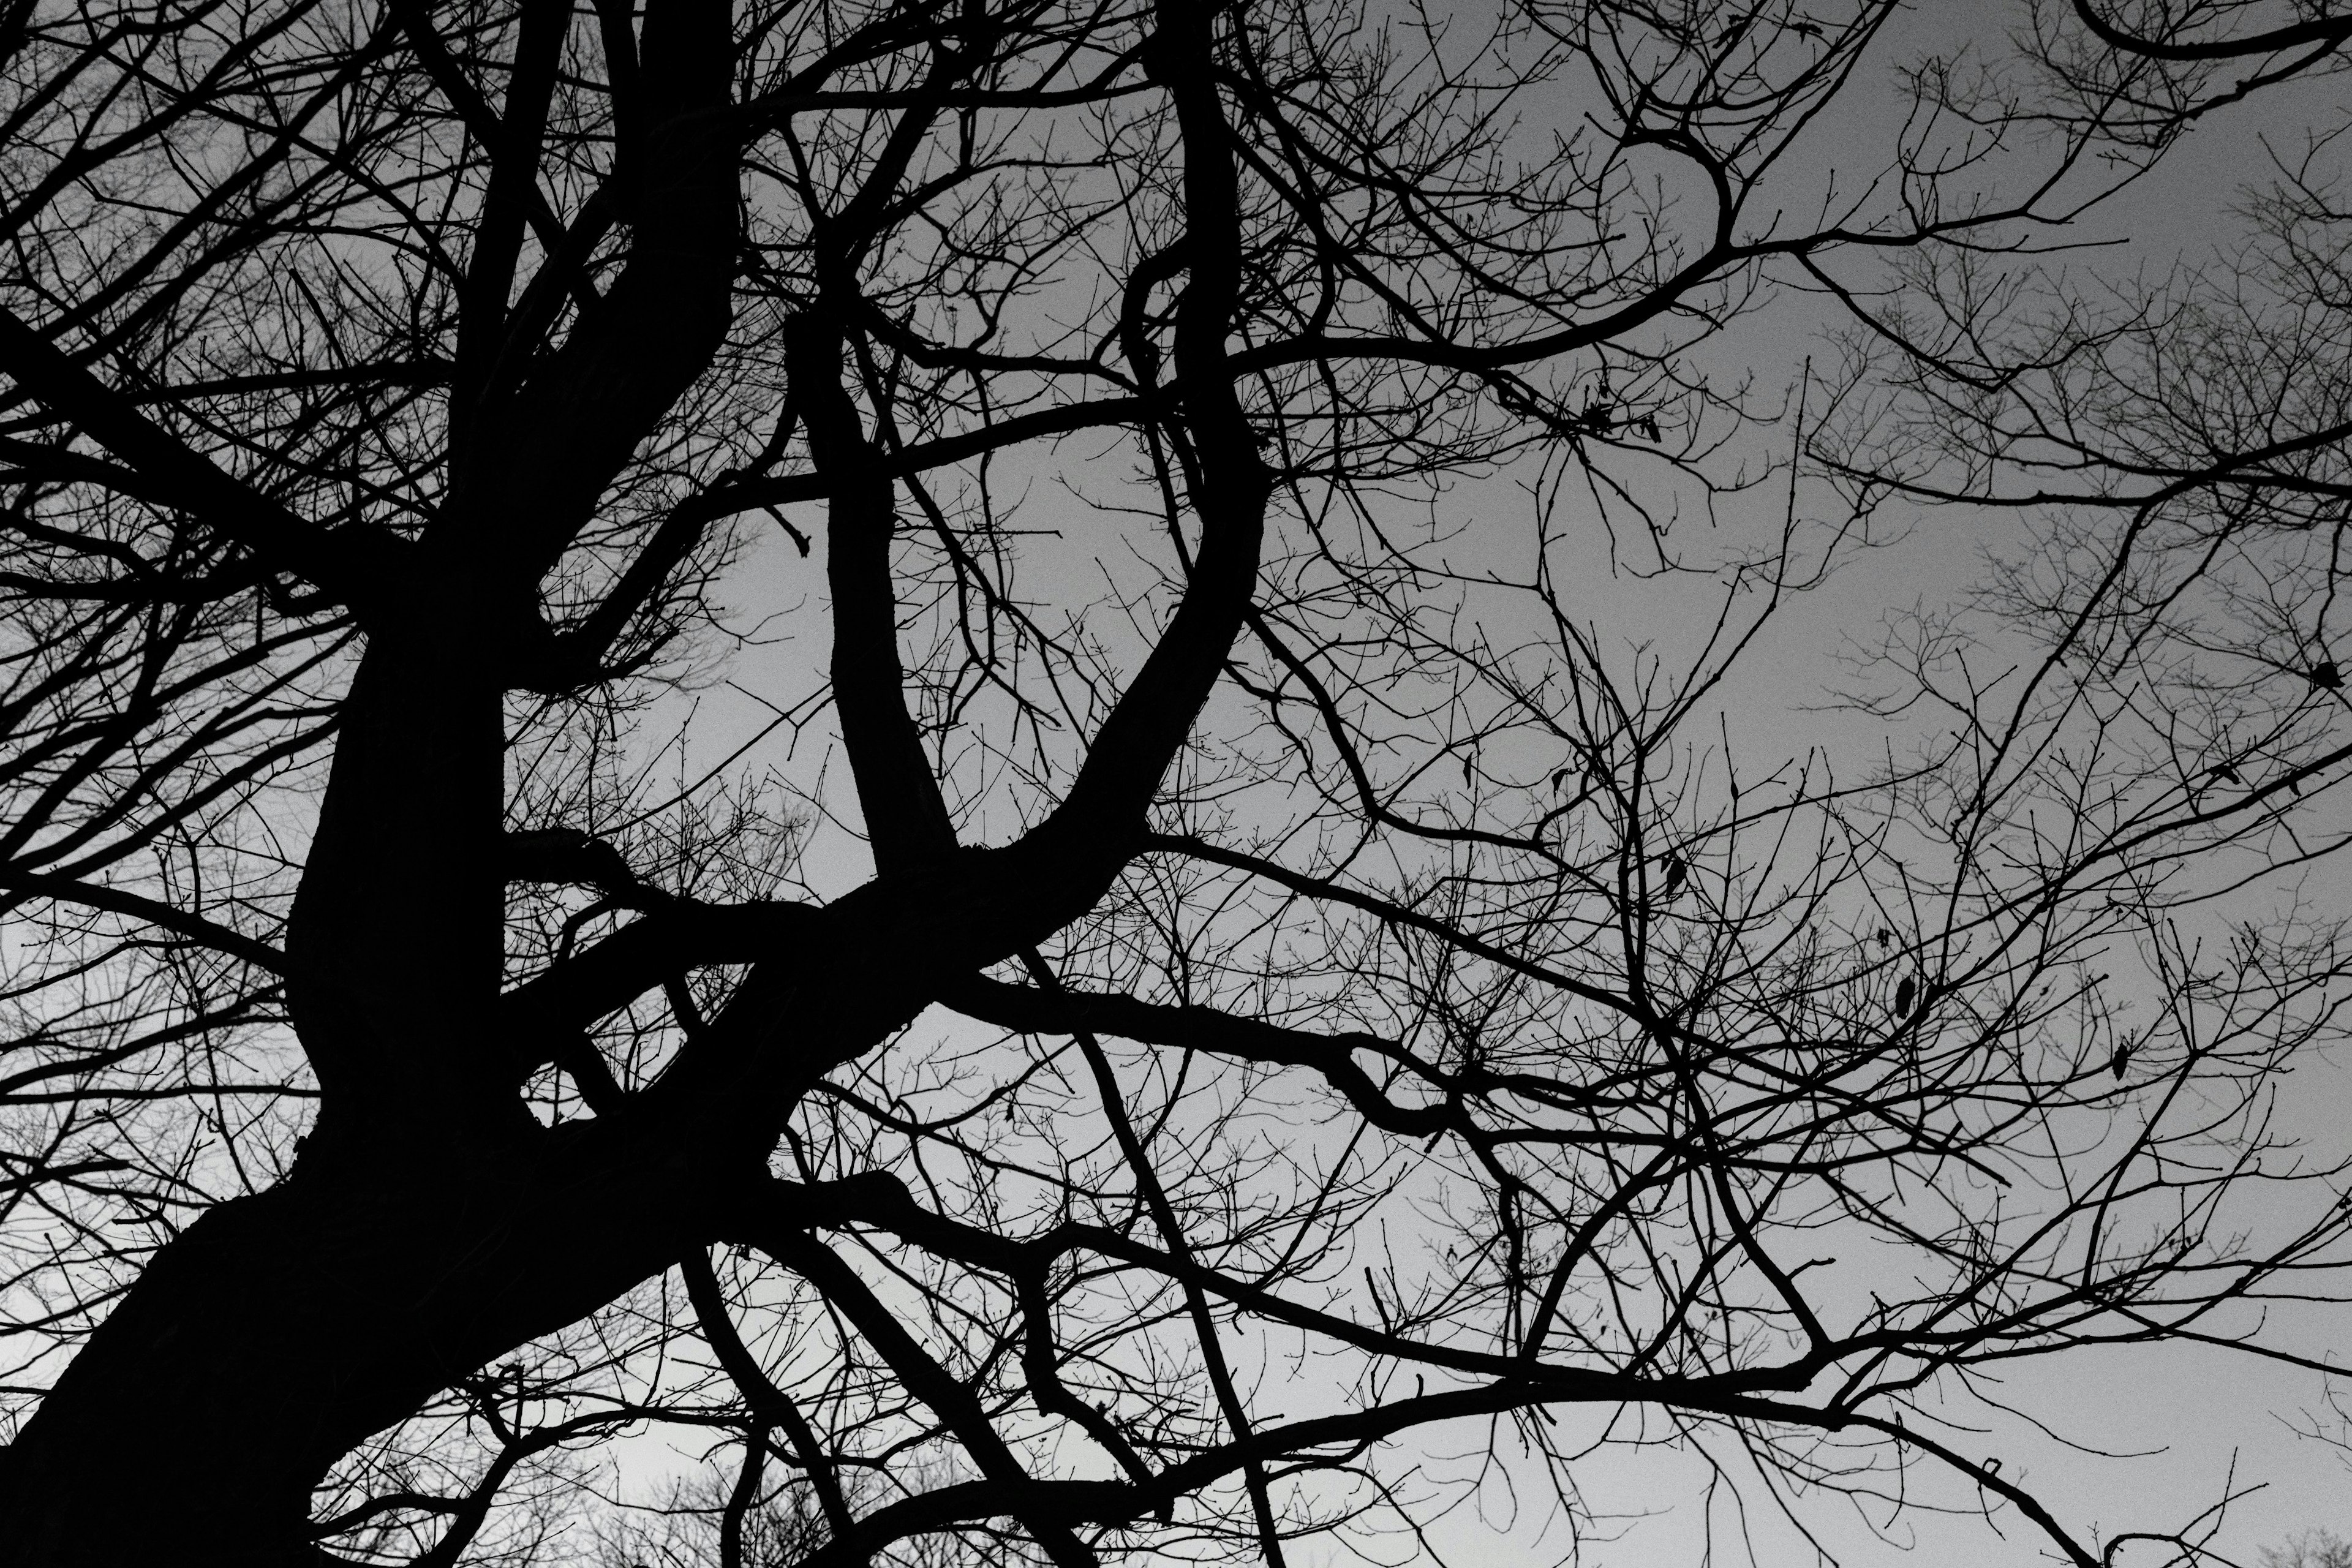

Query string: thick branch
[940,973,1452,1140]
[755,1229,1102,1568]
[794,312,959,872]
[0,308,405,609]
[2070,0,2352,62]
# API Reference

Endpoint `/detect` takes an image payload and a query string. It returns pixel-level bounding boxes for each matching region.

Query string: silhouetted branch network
[0,1,2346,1566]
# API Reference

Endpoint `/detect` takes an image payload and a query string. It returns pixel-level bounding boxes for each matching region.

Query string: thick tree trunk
[0,0,755,1552]
[0,1131,723,1567]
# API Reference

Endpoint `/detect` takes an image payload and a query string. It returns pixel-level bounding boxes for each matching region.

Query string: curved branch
[2071,0,2352,62]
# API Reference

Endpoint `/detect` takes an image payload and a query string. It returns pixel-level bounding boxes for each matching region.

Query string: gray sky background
[601,4,2352,1564]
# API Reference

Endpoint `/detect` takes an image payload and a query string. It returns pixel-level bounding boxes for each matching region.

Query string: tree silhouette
[2264,1532,2352,1568]
[0,1,2347,1565]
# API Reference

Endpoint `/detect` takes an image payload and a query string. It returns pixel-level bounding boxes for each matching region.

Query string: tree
[2264,1532,2352,1568]
[1824,0,2352,823]
[0,0,2346,1564]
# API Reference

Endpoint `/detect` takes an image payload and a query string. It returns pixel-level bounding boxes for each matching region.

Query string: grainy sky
[1577,9,2352,1564]
[636,4,2352,1563]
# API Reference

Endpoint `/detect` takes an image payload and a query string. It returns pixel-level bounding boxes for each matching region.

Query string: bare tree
[0,1,2346,1566]
[2263,1532,2352,1568]
[1823,0,2352,761]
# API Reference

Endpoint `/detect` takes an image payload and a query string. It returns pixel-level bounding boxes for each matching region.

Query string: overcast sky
[608,5,2352,1564]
